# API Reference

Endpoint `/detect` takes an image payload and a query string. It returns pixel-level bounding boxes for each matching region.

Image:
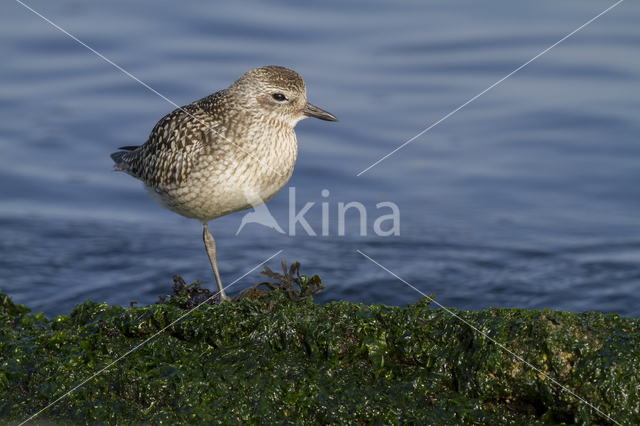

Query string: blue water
[1,0,639,318]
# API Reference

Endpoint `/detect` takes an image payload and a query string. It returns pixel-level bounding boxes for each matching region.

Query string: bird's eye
[272,93,287,102]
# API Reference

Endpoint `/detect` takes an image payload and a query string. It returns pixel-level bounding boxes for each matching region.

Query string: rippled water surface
[1,0,639,318]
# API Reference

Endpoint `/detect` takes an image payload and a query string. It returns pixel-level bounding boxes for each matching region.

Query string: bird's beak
[302,102,339,122]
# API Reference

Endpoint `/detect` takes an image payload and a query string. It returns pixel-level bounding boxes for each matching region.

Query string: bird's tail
[110,146,139,173]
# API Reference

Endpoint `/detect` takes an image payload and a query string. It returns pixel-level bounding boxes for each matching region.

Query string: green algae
[0,285,639,425]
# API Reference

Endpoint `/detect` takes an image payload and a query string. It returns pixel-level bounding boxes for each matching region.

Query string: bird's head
[231,65,338,127]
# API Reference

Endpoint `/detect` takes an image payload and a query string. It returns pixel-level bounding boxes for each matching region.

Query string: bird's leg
[203,222,230,302]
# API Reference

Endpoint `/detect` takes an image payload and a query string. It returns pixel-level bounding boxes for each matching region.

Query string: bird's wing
[111,104,223,188]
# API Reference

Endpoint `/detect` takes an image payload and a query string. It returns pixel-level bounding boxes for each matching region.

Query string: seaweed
[0,268,638,425]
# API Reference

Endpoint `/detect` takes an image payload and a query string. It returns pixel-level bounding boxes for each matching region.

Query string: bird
[236,187,286,236]
[111,66,338,302]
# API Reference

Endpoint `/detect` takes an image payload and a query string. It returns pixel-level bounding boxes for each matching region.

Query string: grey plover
[111,65,338,301]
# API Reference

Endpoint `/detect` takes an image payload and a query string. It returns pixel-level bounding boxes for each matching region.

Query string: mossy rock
[0,287,638,425]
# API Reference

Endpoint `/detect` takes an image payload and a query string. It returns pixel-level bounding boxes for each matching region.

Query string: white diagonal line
[357,0,625,176]
[14,0,282,177]
[17,250,282,426]
[357,250,621,426]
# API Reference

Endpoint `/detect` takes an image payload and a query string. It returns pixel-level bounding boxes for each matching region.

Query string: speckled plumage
[111,65,338,301]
